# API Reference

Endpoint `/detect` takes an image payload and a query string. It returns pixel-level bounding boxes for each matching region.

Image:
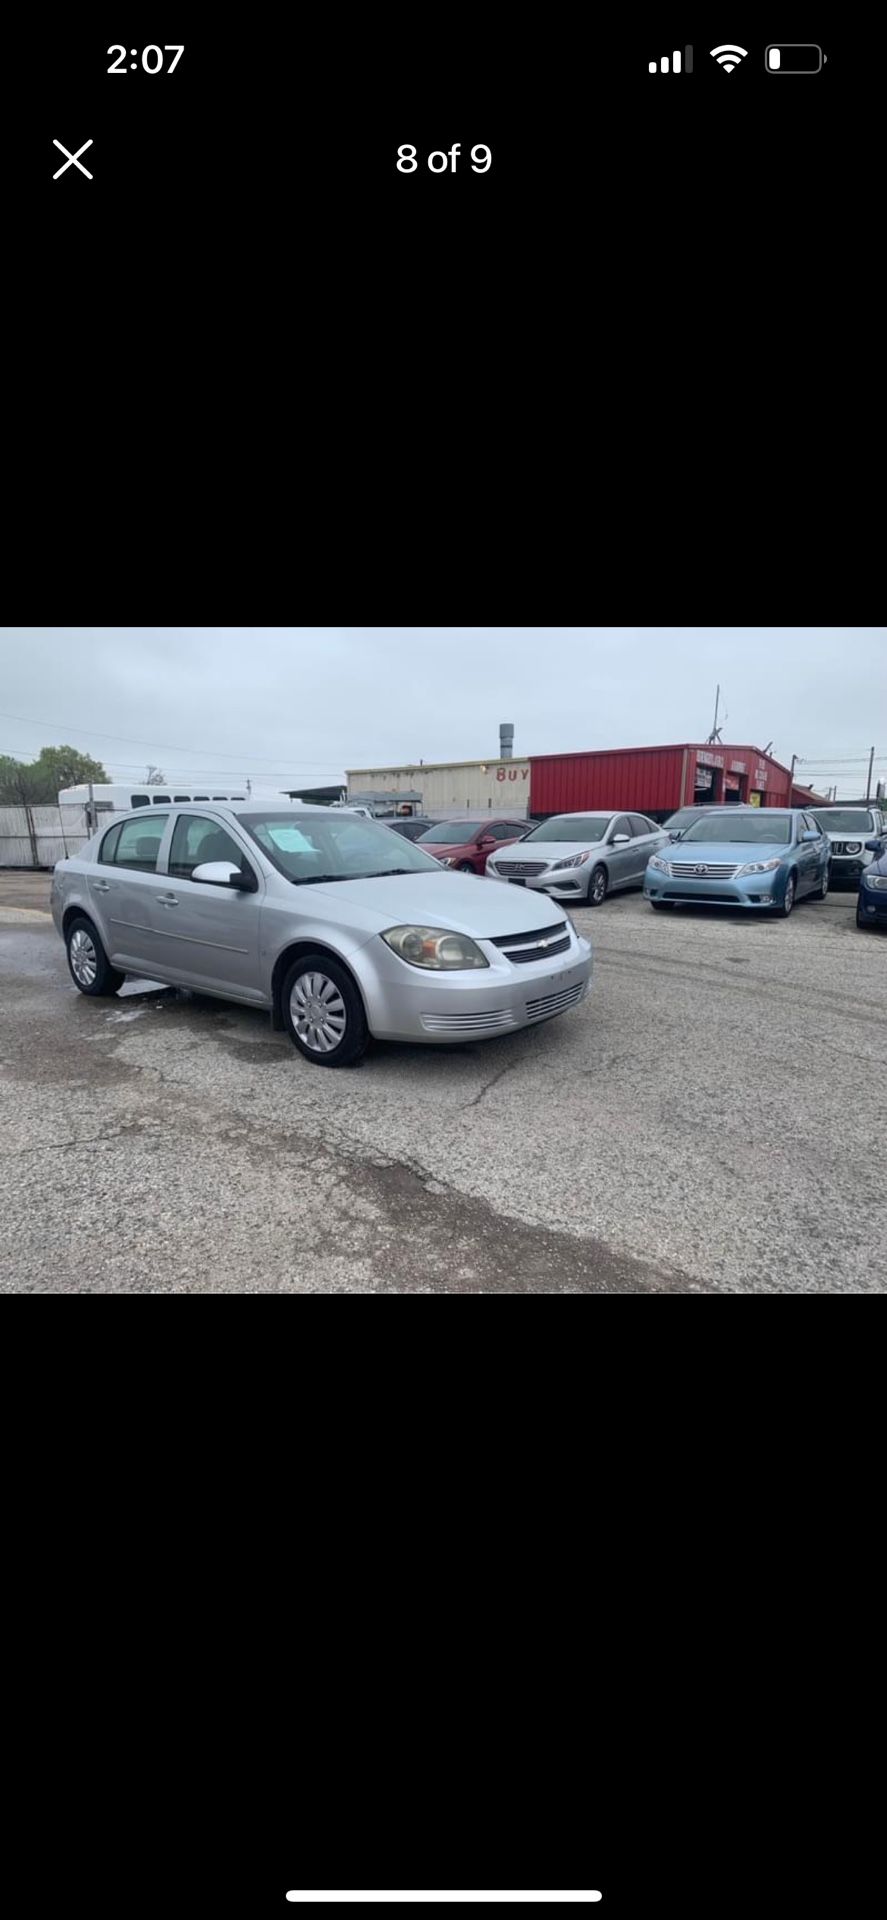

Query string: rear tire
[588,865,608,907]
[65,915,125,996]
[812,861,830,901]
[282,952,368,1067]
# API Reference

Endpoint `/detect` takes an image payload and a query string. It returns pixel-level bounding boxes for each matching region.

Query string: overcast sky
[0,627,885,798]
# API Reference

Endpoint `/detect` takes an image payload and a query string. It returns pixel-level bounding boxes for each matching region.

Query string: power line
[0,708,346,766]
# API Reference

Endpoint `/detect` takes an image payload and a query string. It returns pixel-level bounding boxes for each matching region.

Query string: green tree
[0,745,109,806]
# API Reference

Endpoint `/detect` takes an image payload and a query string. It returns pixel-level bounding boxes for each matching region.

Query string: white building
[346,757,531,820]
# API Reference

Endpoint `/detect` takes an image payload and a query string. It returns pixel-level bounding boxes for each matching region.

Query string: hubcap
[69,927,97,985]
[785,879,794,910]
[592,871,606,902]
[290,970,347,1053]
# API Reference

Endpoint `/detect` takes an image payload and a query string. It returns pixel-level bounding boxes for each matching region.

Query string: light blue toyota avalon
[643,807,830,916]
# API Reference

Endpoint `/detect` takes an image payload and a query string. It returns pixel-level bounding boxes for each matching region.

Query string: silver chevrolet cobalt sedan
[51,805,592,1066]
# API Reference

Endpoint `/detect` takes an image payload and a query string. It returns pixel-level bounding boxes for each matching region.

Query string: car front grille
[669,861,741,878]
[489,923,571,964]
[494,860,548,876]
[420,1008,517,1034]
[525,980,586,1021]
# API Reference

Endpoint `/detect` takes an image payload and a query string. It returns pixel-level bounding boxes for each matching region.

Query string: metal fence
[0,805,91,868]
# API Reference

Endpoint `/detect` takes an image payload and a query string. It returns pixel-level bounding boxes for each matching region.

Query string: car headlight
[844,842,862,855]
[381,925,489,969]
[648,855,669,872]
[735,858,783,877]
[863,874,887,890]
[552,851,592,870]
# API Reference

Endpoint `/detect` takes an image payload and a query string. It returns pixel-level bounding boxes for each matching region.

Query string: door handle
[156,893,178,906]
[93,879,112,891]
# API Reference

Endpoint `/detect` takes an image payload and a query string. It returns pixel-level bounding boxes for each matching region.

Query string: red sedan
[416,817,530,874]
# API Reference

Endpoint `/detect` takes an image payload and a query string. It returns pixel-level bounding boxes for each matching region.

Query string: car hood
[497,839,610,860]
[299,869,568,935]
[421,841,474,857]
[863,850,887,877]
[820,828,871,842]
[666,839,792,862]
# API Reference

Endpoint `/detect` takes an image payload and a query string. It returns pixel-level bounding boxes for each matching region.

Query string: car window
[610,816,631,840]
[103,813,169,872]
[99,823,123,864]
[169,814,253,880]
[489,820,522,840]
[629,815,652,837]
[130,794,150,808]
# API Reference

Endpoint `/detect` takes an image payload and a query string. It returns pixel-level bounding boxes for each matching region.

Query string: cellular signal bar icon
[648,47,693,74]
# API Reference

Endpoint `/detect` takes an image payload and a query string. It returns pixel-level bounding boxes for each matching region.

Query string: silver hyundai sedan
[50,805,592,1067]
[486,811,669,906]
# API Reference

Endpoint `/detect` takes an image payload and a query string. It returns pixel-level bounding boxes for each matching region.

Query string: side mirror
[801,830,820,842]
[669,830,683,841]
[191,860,256,890]
[864,839,881,852]
[612,833,630,846]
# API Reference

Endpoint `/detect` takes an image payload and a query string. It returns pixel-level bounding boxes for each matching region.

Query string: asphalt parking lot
[1,869,883,1291]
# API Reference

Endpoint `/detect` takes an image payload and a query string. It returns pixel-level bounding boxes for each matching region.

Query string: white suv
[809,807,887,886]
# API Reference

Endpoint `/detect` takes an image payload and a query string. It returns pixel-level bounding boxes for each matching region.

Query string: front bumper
[829,855,870,887]
[857,887,887,923]
[487,865,587,899]
[644,871,790,909]
[355,928,593,1042]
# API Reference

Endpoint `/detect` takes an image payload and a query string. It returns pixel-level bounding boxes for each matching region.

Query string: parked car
[416,818,530,873]
[662,804,757,840]
[50,804,591,1067]
[856,839,887,929]
[486,811,669,906]
[644,808,829,915]
[809,806,887,888]
[383,816,438,842]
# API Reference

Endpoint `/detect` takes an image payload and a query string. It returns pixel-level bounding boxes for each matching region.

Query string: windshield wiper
[349,868,417,879]
[291,873,351,885]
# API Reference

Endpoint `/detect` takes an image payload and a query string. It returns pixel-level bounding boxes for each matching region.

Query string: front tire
[812,861,830,901]
[588,864,608,907]
[777,872,797,918]
[65,915,125,996]
[649,900,672,911]
[282,953,368,1067]
[455,861,474,873]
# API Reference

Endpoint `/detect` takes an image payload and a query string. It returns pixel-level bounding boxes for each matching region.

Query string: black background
[6,12,883,619]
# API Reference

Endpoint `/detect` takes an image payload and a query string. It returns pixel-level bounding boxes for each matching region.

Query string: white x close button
[53,139,93,180]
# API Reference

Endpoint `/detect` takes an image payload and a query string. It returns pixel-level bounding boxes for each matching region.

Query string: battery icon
[765,44,824,73]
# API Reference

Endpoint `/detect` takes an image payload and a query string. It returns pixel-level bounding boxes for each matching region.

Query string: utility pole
[707,685,720,744]
[865,746,875,802]
[87,779,96,834]
[788,754,796,806]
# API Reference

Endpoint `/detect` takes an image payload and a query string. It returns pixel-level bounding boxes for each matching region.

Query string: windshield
[523,816,610,843]
[241,812,442,882]
[681,814,792,846]
[417,822,481,843]
[667,809,711,832]
[811,809,876,834]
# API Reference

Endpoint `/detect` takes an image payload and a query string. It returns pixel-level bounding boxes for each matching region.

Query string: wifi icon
[710,44,748,71]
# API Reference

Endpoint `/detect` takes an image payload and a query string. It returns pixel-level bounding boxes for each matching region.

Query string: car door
[87,811,173,972]
[801,814,826,893]
[155,812,265,999]
[629,814,659,883]
[606,816,635,889]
